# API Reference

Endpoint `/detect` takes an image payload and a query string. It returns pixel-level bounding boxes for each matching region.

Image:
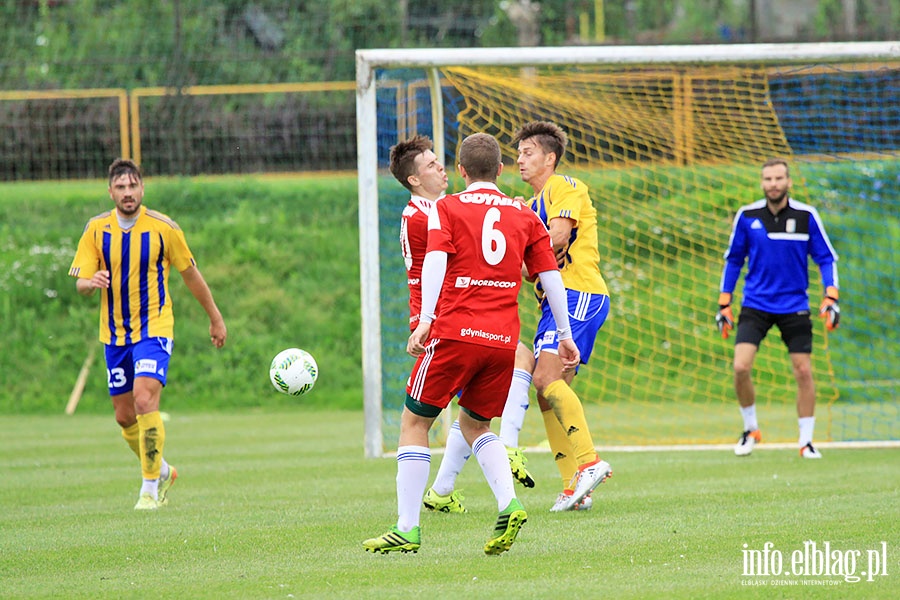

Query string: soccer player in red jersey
[364,133,579,556]
[390,135,449,331]
[389,136,473,514]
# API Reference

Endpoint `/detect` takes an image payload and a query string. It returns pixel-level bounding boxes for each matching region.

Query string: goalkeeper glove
[716,292,735,339]
[819,286,840,331]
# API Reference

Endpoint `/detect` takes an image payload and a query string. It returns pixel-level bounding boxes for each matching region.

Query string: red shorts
[407,338,514,419]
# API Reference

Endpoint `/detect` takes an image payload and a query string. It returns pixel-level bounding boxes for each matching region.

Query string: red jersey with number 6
[426,182,558,349]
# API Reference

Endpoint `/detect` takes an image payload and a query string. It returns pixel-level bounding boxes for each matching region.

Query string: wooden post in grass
[66,344,96,415]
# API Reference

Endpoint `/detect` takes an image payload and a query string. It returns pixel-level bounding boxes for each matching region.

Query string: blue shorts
[533,290,610,366]
[105,337,173,396]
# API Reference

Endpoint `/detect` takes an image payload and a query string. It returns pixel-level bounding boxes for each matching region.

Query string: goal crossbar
[357,42,898,73]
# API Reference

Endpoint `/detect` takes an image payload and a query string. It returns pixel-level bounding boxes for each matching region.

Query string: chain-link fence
[2,0,897,179]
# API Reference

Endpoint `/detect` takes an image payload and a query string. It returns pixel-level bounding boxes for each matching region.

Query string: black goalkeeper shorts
[736,306,813,354]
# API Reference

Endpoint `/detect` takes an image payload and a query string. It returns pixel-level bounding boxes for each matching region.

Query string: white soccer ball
[269,348,318,396]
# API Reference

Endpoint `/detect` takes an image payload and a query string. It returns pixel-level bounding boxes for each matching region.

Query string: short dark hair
[513,120,567,169]
[762,157,790,176]
[458,133,501,182]
[108,158,142,185]
[389,135,433,192]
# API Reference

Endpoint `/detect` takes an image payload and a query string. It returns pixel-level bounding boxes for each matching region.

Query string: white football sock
[740,404,759,432]
[471,432,516,511]
[395,445,430,532]
[140,478,159,499]
[798,416,815,447]
[499,368,532,448]
[431,420,471,496]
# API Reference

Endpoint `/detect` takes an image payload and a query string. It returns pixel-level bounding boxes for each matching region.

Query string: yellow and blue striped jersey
[530,173,608,297]
[68,206,196,345]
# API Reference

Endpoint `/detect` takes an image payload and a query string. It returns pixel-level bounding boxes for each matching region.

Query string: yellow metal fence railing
[0,89,130,180]
[0,82,356,180]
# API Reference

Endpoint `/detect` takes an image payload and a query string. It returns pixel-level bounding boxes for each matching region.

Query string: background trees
[1,0,897,88]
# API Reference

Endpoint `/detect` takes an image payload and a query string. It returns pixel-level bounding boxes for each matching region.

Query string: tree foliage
[2,0,896,90]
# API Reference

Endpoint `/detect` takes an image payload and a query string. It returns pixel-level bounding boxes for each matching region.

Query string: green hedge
[0,175,362,414]
[2,161,896,417]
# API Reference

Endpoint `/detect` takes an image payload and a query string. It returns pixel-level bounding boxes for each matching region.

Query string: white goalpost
[357,42,899,458]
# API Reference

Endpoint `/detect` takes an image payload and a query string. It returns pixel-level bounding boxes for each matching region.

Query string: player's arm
[716,211,746,338]
[818,285,840,331]
[521,262,535,282]
[547,216,575,263]
[75,270,110,296]
[810,216,840,331]
[715,292,735,339]
[69,227,107,296]
[407,250,446,356]
[536,269,580,370]
[807,211,840,291]
[720,212,748,293]
[180,266,227,348]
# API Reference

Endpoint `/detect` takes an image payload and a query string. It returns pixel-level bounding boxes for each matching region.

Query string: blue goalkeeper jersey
[720,198,838,314]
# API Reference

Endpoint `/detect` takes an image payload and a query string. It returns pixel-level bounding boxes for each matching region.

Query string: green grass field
[1,171,896,598]
[2,410,896,599]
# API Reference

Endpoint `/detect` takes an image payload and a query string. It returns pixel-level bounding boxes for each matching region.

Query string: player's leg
[526,296,600,501]
[537,391,576,485]
[534,355,596,464]
[499,342,536,487]
[365,339,460,554]
[791,353,820,457]
[535,356,610,510]
[780,313,820,458]
[733,342,761,455]
[791,353,815,421]
[732,308,771,456]
[499,342,535,448]
[364,404,435,554]
[458,410,516,513]
[112,394,140,457]
[532,291,611,510]
[131,338,174,509]
[133,376,165,508]
[458,347,526,555]
[459,409,527,555]
[424,406,470,513]
[396,405,438,529]
[530,294,599,468]
[365,402,435,554]
[537,390,591,511]
[107,344,141,457]
[105,342,167,509]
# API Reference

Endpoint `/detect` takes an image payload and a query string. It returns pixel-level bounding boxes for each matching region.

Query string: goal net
[356,43,899,458]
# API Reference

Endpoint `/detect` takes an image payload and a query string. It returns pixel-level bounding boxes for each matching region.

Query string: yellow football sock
[121,422,141,458]
[541,408,578,490]
[136,411,165,480]
[543,380,599,467]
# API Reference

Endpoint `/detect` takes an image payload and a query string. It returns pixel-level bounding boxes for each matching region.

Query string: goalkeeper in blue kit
[717,158,840,459]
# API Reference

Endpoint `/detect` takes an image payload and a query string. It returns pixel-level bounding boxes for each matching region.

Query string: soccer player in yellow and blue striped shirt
[505,121,612,512]
[69,158,227,510]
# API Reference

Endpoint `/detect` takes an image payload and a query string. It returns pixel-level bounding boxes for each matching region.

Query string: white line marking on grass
[381,440,900,457]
